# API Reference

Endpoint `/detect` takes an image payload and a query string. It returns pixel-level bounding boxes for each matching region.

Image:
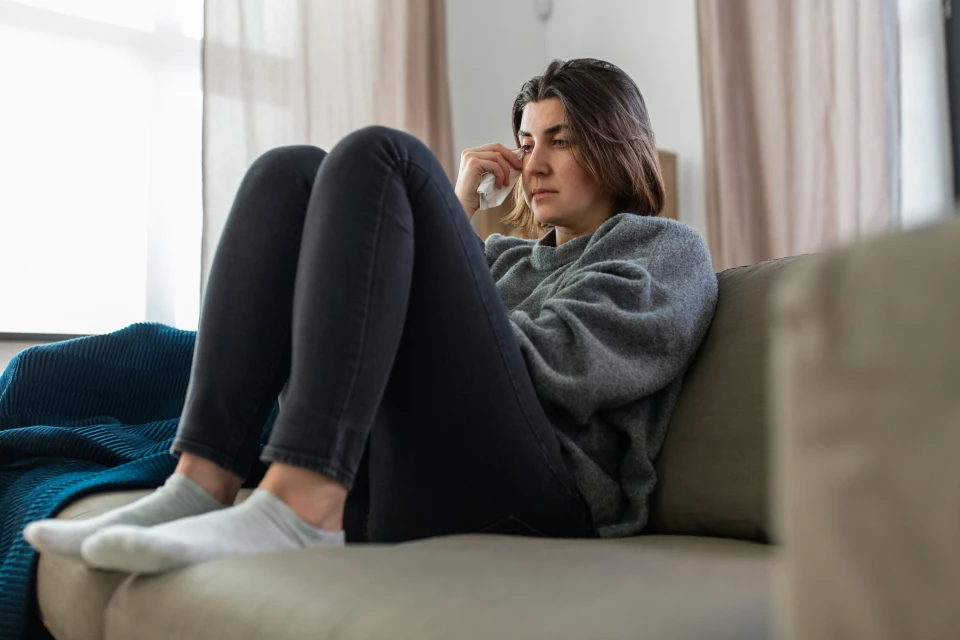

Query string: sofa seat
[38,490,773,640]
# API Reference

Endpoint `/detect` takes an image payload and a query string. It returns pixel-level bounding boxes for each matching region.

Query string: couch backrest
[645,255,808,542]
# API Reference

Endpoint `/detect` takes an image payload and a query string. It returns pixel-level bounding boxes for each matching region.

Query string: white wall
[445,1,548,154]
[542,0,706,233]
[446,0,706,232]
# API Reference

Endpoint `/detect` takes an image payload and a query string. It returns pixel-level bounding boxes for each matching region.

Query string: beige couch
[36,220,960,640]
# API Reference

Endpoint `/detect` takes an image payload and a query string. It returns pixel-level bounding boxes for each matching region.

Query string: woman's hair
[502,58,666,237]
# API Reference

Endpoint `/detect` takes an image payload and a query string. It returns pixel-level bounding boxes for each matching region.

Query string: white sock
[80,489,345,574]
[23,474,226,557]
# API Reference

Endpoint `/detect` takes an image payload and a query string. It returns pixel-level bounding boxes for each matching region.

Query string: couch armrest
[769,221,960,640]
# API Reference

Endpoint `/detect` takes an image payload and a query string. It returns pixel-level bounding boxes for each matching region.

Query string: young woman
[24,58,717,574]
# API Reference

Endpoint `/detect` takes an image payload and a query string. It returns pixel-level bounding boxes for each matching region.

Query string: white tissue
[477,148,525,210]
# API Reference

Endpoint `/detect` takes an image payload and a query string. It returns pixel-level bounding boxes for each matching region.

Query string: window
[0,0,203,335]
[898,0,955,228]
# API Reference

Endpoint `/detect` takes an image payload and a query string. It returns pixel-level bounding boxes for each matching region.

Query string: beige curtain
[697,0,900,270]
[201,0,454,289]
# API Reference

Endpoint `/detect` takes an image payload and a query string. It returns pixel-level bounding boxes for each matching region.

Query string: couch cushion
[37,488,254,640]
[770,221,960,639]
[104,534,772,640]
[37,491,151,640]
[646,256,808,541]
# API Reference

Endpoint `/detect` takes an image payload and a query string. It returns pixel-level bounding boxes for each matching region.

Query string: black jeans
[172,126,594,543]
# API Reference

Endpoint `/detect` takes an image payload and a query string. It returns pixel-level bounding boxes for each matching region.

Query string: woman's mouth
[532,190,556,201]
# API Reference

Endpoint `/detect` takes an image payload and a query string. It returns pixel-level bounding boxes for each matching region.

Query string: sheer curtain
[201,0,454,290]
[697,0,901,270]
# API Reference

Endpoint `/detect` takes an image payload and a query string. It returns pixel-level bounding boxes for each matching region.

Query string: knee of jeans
[337,125,426,163]
[247,145,327,185]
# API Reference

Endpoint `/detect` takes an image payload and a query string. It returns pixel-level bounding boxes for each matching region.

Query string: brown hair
[502,58,666,237]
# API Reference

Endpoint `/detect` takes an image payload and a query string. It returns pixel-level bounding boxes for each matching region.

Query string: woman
[24,58,717,574]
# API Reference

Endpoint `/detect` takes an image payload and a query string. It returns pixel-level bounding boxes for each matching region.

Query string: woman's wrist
[460,199,478,220]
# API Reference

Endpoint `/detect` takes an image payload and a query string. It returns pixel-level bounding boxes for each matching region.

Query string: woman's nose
[524,147,548,175]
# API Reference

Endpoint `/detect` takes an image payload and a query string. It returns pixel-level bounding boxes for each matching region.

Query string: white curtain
[201,0,454,290]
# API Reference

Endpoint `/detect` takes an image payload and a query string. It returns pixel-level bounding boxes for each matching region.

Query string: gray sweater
[482,213,718,537]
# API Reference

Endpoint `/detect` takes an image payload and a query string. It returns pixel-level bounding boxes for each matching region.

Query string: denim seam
[404,157,584,504]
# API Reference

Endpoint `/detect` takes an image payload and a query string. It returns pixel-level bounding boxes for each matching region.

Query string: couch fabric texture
[770,220,960,640]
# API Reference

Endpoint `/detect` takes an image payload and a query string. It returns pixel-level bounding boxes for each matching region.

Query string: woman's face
[518,98,612,233]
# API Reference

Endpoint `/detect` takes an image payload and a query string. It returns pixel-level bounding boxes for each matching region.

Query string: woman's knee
[334,125,427,163]
[245,145,327,186]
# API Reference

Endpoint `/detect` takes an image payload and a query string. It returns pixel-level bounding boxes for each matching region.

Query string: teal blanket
[0,323,273,639]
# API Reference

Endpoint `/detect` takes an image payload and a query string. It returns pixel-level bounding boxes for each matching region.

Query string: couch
[35,219,960,639]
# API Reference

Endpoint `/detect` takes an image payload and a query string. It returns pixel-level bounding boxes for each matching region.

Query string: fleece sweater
[482,213,718,538]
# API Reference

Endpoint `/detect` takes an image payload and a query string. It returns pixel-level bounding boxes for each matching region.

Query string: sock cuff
[166,473,229,509]
[247,489,345,543]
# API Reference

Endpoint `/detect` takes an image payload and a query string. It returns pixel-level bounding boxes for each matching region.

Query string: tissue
[477,148,525,210]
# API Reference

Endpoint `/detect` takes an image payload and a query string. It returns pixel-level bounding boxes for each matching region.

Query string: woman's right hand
[454,143,524,218]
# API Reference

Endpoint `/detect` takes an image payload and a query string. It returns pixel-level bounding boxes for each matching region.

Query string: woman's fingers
[470,157,506,188]
[472,143,524,170]
[469,151,514,188]
[454,142,523,215]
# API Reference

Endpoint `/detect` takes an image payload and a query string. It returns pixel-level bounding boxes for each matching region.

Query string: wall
[445,1,547,153]
[542,0,706,234]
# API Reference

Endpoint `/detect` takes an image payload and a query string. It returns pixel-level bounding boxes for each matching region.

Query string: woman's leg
[263,126,595,542]
[170,144,372,537]
[86,126,593,570]
[23,145,332,558]
[172,145,328,486]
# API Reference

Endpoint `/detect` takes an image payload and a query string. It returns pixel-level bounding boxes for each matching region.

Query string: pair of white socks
[23,473,345,574]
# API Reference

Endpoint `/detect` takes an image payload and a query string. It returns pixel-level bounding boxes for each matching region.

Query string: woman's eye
[520,145,533,152]
[554,139,568,147]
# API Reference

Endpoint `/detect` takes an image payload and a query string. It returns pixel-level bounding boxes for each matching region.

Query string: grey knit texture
[484,214,718,537]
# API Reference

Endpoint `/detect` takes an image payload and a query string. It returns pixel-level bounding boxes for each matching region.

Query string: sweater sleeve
[508,230,717,425]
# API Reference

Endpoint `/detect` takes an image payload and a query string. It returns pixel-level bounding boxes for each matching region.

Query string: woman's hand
[454,143,524,218]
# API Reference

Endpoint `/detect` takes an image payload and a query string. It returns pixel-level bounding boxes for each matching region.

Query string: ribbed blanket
[0,323,273,639]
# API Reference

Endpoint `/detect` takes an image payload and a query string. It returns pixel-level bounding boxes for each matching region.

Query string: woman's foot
[257,462,348,530]
[23,473,227,557]
[80,488,345,574]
